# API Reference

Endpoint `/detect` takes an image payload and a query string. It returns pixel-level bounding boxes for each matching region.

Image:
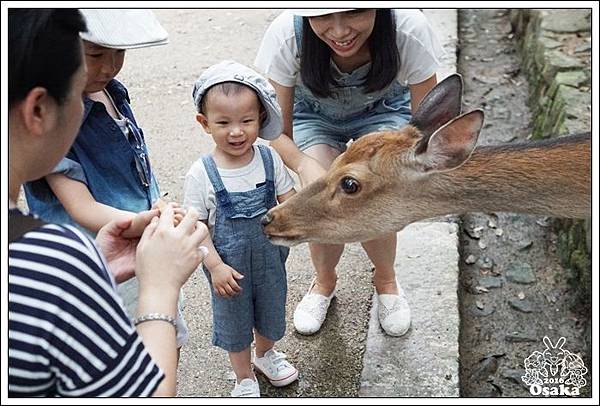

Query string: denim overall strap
[201,155,235,217]
[256,145,277,209]
[293,15,303,55]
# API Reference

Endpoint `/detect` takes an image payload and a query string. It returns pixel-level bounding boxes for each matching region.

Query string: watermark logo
[522,336,587,397]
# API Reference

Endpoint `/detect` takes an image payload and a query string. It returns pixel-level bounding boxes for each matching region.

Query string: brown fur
[263,132,591,245]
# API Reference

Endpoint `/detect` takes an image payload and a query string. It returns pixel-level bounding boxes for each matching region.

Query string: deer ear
[410,74,463,144]
[415,109,484,172]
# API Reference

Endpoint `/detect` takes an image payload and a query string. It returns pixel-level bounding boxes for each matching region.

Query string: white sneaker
[231,377,260,397]
[253,349,299,387]
[377,283,411,337]
[293,279,335,335]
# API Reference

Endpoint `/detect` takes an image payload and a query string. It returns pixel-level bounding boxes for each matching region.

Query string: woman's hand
[95,218,139,284]
[270,133,327,188]
[297,155,327,187]
[135,205,209,297]
[209,263,244,298]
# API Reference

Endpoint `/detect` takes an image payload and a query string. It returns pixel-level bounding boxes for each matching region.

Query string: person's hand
[121,209,160,239]
[297,155,327,188]
[151,200,186,226]
[136,205,209,297]
[95,218,139,284]
[209,263,244,298]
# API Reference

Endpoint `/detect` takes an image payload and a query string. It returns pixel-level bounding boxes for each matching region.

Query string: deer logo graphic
[522,336,587,396]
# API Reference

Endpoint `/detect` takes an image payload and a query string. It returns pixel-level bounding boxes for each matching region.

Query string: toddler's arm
[199,220,244,298]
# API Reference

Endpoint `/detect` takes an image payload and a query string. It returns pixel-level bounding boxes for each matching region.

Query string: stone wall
[510,7,591,359]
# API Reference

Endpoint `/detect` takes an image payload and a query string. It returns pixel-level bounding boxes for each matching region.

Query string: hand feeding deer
[261,74,591,245]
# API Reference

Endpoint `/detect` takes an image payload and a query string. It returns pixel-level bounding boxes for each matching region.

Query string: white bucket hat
[79,9,168,49]
[292,9,356,17]
[192,61,283,141]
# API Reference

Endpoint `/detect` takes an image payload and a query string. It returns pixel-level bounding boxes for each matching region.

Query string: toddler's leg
[253,331,299,387]
[229,347,253,383]
[254,331,274,358]
[229,346,260,397]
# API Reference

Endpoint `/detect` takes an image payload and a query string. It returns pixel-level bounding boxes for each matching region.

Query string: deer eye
[340,177,361,194]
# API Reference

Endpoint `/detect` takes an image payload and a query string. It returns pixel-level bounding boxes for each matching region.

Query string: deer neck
[415,137,590,219]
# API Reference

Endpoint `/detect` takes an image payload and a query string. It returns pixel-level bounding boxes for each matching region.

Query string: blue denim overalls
[202,145,290,352]
[292,16,413,152]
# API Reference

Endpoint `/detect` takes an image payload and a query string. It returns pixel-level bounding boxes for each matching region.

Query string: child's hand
[210,263,244,298]
[153,199,185,226]
[121,209,160,239]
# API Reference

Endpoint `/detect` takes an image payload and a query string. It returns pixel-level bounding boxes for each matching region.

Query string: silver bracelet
[133,313,177,329]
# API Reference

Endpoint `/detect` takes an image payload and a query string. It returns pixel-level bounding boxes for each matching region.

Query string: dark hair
[300,9,400,98]
[200,82,267,123]
[9,9,87,107]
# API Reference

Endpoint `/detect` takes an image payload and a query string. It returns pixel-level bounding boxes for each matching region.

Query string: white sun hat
[79,9,169,49]
[292,9,356,17]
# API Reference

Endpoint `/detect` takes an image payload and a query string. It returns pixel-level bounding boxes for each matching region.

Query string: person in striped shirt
[8,9,208,397]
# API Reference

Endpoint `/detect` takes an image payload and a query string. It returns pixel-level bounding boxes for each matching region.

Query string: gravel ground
[119,9,375,397]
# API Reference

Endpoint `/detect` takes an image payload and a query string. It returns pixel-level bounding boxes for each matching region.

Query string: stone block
[540,9,591,33]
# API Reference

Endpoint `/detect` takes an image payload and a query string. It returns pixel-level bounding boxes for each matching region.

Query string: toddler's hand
[210,263,244,298]
[153,199,186,226]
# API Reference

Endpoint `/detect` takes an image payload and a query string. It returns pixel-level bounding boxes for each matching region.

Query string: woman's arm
[409,74,438,112]
[268,80,326,186]
[132,207,207,396]
[270,80,295,139]
[91,207,207,396]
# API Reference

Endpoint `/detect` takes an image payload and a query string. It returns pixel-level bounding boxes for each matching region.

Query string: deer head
[262,74,485,245]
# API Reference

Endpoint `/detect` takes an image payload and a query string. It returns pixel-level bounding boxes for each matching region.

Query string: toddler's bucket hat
[192,60,283,141]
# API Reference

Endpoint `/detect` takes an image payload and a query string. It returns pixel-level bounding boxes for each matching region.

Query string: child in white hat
[24,10,190,348]
[184,61,299,397]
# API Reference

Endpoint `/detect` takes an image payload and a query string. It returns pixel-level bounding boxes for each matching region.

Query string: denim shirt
[24,79,160,231]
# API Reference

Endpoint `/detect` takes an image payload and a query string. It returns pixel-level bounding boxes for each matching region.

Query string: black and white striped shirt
[9,217,164,397]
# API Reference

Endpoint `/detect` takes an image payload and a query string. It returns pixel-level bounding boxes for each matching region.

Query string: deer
[261,74,591,245]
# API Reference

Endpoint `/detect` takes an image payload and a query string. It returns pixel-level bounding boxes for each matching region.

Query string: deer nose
[261,213,273,227]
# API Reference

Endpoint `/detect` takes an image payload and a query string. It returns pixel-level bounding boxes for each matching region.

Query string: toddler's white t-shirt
[254,9,444,87]
[183,145,295,230]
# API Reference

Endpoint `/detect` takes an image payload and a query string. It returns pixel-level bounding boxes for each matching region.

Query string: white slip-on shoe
[253,349,299,387]
[231,377,260,397]
[293,279,336,335]
[377,283,411,337]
